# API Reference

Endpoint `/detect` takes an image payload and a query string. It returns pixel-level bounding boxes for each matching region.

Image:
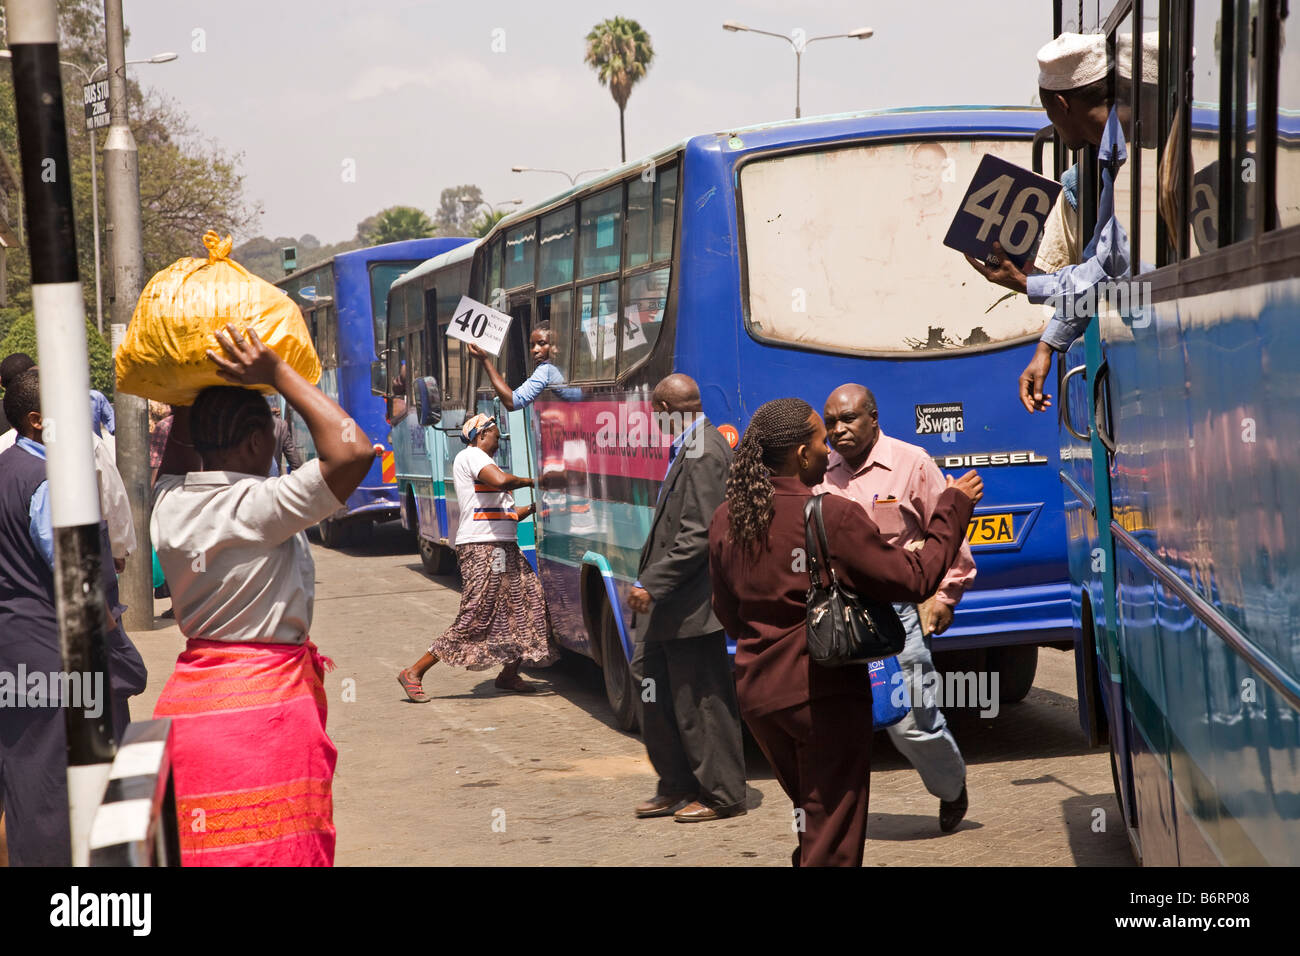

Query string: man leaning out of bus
[965,32,1131,415]
[468,322,565,411]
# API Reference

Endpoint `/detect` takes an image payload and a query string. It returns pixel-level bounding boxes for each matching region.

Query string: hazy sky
[123,0,1053,243]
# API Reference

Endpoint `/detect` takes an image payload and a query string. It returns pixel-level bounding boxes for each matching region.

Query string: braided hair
[726,398,816,552]
[191,385,273,455]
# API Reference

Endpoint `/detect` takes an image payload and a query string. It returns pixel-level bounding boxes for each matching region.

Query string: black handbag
[803,494,907,666]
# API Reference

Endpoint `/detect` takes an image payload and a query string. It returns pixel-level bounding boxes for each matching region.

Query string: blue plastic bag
[869,655,909,729]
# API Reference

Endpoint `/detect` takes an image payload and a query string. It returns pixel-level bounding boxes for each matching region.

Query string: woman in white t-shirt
[398,413,554,698]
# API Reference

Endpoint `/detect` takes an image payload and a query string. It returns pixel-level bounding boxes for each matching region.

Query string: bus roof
[480,105,1046,240]
[390,236,480,291]
[275,237,462,287]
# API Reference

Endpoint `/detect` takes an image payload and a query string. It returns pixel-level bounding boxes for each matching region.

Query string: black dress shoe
[939,784,968,833]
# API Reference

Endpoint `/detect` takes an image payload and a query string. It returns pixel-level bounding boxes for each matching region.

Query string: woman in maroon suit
[708,398,982,866]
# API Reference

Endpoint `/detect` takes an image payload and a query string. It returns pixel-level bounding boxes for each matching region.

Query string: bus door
[473,294,538,570]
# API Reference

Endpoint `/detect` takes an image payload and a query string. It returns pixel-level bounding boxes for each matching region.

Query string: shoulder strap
[803,494,837,590]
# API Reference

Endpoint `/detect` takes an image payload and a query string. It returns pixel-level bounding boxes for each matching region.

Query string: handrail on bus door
[1031,124,1056,176]
[1060,363,1091,441]
[1092,359,1116,455]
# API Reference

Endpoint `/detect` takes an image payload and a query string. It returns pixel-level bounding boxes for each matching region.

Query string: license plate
[966,513,1015,545]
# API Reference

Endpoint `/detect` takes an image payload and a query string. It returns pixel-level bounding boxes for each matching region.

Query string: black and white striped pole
[7,0,117,866]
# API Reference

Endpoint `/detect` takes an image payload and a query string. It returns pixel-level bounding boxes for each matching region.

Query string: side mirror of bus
[370,359,387,396]
[415,376,442,426]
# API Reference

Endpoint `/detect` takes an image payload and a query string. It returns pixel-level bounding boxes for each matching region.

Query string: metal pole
[89,126,102,334]
[103,0,152,634]
[8,0,117,867]
[795,48,802,119]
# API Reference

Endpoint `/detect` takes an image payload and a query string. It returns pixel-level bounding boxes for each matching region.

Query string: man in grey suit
[627,374,747,823]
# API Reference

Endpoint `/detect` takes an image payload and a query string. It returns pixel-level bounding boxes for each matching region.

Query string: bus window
[1188,4,1226,255]
[321,304,338,369]
[537,289,574,378]
[573,281,618,381]
[369,262,417,353]
[442,326,464,405]
[538,206,575,289]
[487,238,504,306]
[626,177,653,268]
[620,266,668,372]
[739,138,1049,354]
[1120,24,1164,272]
[653,165,677,261]
[579,187,622,278]
[505,222,537,289]
[424,287,441,380]
[1276,5,1299,228]
[1228,0,1259,244]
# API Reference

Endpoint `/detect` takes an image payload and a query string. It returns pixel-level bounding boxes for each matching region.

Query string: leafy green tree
[364,205,436,245]
[584,17,655,163]
[434,185,483,237]
[0,311,115,398]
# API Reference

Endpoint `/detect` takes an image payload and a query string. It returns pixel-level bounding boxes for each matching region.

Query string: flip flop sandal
[397,668,431,703]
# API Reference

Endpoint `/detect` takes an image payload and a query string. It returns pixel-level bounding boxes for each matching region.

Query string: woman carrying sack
[151,325,375,866]
[706,398,982,867]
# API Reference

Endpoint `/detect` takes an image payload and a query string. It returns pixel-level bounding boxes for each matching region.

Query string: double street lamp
[722,21,874,119]
[0,49,177,333]
[511,165,607,185]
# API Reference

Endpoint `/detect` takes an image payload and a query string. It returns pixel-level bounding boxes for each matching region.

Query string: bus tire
[598,600,640,733]
[318,517,347,549]
[419,536,456,576]
[988,644,1038,703]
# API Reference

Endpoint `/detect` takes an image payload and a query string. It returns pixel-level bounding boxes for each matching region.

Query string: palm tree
[584,17,655,163]
[472,209,509,238]
[367,206,437,245]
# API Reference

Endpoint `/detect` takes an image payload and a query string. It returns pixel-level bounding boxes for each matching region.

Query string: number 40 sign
[942,154,1062,270]
[446,296,513,356]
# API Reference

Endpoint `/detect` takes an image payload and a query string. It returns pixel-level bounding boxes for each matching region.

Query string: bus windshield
[369,261,421,351]
[739,137,1051,354]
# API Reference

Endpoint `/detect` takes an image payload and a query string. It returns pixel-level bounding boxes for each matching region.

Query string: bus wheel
[318,517,348,549]
[988,645,1038,703]
[418,537,456,576]
[598,600,640,733]
[351,521,374,547]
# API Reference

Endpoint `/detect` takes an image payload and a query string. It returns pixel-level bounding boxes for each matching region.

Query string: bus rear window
[739,138,1051,354]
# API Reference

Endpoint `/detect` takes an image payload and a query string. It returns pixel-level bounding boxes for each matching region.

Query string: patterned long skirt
[429,542,556,670]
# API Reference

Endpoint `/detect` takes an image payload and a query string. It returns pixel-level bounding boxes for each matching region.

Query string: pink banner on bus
[534,398,673,482]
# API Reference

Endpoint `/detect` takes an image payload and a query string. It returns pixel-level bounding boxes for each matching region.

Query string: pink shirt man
[816,429,976,608]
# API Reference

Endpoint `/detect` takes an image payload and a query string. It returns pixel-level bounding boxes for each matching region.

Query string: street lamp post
[722,21,873,119]
[510,166,607,185]
[459,196,524,218]
[0,49,177,334]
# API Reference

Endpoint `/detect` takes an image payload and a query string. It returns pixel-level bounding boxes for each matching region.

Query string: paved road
[128,523,1135,867]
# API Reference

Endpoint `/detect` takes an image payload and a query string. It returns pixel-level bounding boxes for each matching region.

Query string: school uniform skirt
[428,541,555,670]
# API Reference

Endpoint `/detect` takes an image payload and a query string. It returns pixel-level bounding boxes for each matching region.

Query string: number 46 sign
[942,154,1062,270]
[446,296,513,356]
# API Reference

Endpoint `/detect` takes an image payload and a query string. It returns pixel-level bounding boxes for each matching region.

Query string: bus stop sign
[83,79,110,131]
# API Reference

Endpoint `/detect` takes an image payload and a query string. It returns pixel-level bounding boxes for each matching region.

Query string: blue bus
[1050,0,1300,864]
[276,238,469,546]
[383,106,1076,730]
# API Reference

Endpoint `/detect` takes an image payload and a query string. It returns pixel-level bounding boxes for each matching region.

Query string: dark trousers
[634,631,747,812]
[744,695,874,867]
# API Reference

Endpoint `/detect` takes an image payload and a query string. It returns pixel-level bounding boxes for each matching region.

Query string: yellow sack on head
[115,230,321,405]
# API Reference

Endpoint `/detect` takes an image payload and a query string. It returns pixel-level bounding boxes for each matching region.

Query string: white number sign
[446,296,513,356]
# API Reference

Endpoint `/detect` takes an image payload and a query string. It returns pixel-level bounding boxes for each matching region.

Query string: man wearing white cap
[967,32,1131,413]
